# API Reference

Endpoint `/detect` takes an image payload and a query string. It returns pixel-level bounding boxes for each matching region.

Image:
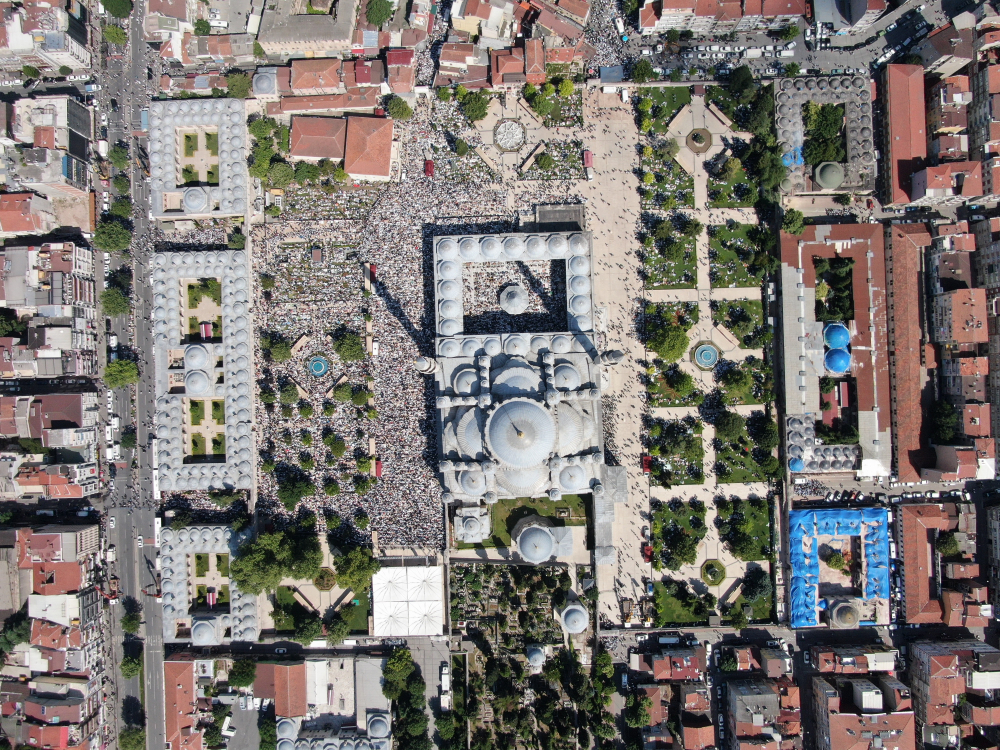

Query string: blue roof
[824,323,850,349]
[787,508,891,628]
[600,66,625,83]
[825,347,851,374]
[789,457,805,472]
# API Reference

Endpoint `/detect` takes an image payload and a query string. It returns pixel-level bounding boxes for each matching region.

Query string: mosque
[416,226,624,568]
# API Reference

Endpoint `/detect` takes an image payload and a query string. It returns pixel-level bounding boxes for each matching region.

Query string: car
[803,651,811,665]
[641,48,652,56]
[110,517,116,529]
[646,581,655,596]
[276,648,288,655]
[903,36,913,45]
[886,21,897,31]
[719,727,725,740]
[137,535,143,548]
[622,673,628,689]
[971,214,986,221]
[239,696,248,711]
[718,715,725,727]
[706,674,714,688]
[717,686,724,699]
[766,639,781,647]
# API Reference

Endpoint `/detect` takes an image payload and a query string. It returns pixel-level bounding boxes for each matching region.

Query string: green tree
[104,360,139,389]
[120,654,142,678]
[109,196,133,219]
[21,65,40,80]
[332,329,365,361]
[461,92,490,122]
[721,156,743,182]
[228,658,256,687]
[294,614,324,644]
[741,566,771,602]
[387,96,413,121]
[624,694,652,728]
[382,647,415,700]
[270,340,293,362]
[937,531,960,557]
[334,546,381,592]
[721,366,750,390]
[120,430,137,450]
[558,79,574,97]
[333,166,349,182]
[226,72,252,99]
[720,652,739,671]
[366,0,393,27]
[120,611,141,634]
[455,138,469,157]
[647,326,688,363]
[834,193,852,206]
[266,161,292,188]
[667,29,681,43]
[667,369,696,397]
[632,59,655,83]
[194,18,211,34]
[530,95,554,117]
[455,84,468,101]
[101,288,131,316]
[58,65,73,76]
[103,24,128,44]
[108,145,130,170]
[536,152,555,170]
[826,551,846,570]
[436,86,452,102]
[714,410,745,442]
[819,376,836,394]
[784,62,801,76]
[930,400,960,444]
[782,208,805,235]
[778,24,799,41]
[95,220,133,252]
[294,162,320,183]
[118,728,145,750]
[113,174,131,194]
[728,65,756,104]
[249,117,276,140]
[228,231,246,250]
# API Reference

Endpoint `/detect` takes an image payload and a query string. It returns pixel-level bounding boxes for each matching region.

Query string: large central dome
[486,399,555,468]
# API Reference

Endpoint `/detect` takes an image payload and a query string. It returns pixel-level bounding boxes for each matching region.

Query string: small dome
[518,525,554,564]
[277,719,297,739]
[825,348,851,374]
[480,236,502,258]
[185,370,211,396]
[503,237,525,257]
[183,188,208,212]
[437,238,459,259]
[824,323,850,349]
[368,715,390,739]
[789,457,805,472]
[184,344,210,370]
[463,517,482,535]
[561,604,588,633]
[191,620,217,646]
[553,363,581,391]
[499,284,530,315]
[815,161,846,190]
[560,465,587,490]
[548,235,569,256]
[527,646,545,667]
[459,470,487,495]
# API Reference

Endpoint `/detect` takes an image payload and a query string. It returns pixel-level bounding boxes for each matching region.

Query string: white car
[137,535,144,548]
[110,517,116,529]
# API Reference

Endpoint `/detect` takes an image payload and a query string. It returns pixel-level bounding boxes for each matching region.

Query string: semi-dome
[453,368,479,395]
[491,360,542,397]
[185,370,211,396]
[527,646,545,667]
[823,323,850,349]
[517,525,554,564]
[561,603,588,633]
[487,400,555,468]
[825,348,851,374]
[184,344,210,370]
[560,465,587,490]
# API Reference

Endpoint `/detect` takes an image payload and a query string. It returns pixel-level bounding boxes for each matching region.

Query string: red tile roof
[32,561,83,596]
[385,48,413,66]
[900,504,957,624]
[760,0,806,14]
[525,38,545,83]
[289,58,343,93]
[30,619,82,649]
[25,724,71,749]
[343,116,393,179]
[289,116,347,160]
[683,717,716,750]
[641,685,669,725]
[884,65,928,205]
[963,403,990,437]
[254,662,308,718]
[165,659,202,750]
[269,89,381,115]
[0,194,48,234]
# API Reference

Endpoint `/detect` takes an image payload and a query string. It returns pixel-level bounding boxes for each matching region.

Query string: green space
[714,432,764,484]
[729,590,773,622]
[460,494,588,548]
[707,223,764,288]
[192,434,206,455]
[648,364,704,408]
[181,166,198,184]
[647,419,704,486]
[716,495,772,561]
[206,165,220,185]
[213,316,222,338]
[205,131,219,155]
[212,435,226,455]
[643,238,697,290]
[188,278,223,308]
[211,400,224,424]
[345,587,369,633]
[543,90,583,128]
[717,357,771,406]
[218,584,230,604]
[651,497,707,570]
[653,578,710,625]
[803,102,845,165]
[520,139,585,180]
[189,316,199,336]
[638,86,692,134]
[271,586,313,632]
[195,553,210,577]
[702,560,726,586]
[639,154,694,211]
[712,299,765,346]
[184,133,198,157]
[189,400,205,426]
[813,254,855,321]
[216,554,230,577]
[707,160,757,208]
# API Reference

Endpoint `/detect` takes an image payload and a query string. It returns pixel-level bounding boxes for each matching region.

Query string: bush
[536,153,554,170]
[194,18,211,34]
[103,24,128,45]
[387,96,413,121]
[101,288,131,316]
[103,0,133,17]
[226,72,252,99]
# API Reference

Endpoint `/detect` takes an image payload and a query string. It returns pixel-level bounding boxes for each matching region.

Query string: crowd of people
[462,259,566,335]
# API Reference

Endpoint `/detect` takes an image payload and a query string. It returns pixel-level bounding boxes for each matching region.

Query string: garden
[813,254,855,322]
[642,301,698,364]
[710,409,780,483]
[650,496,707,570]
[653,577,716,625]
[715,494,772,562]
[713,357,771,406]
[803,102,846,166]
[726,565,773,623]
[523,79,583,128]
[707,223,765,288]
[648,363,704,408]
[640,213,698,290]
[711,299,767,348]
[707,153,757,208]
[635,86,692,135]
[638,143,694,211]
[456,494,588,549]
[520,140,585,181]
[646,417,705,487]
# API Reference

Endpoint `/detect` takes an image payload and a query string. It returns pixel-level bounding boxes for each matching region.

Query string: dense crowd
[462,259,566,335]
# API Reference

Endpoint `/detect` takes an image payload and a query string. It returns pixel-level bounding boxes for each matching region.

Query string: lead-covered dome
[486,399,555,468]
[561,603,588,633]
[184,344,210,370]
[527,646,545,667]
[518,525,554,564]
[185,370,211,396]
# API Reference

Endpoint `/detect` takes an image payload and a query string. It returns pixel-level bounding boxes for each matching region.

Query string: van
[615,17,625,33]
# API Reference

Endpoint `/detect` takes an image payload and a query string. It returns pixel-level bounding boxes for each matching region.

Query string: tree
[228,658,256,687]
[741,566,772,602]
[333,166,349,183]
[226,72,252,99]
[937,531,960,557]
[834,193,852,206]
[647,325,688,363]
[558,79,574,97]
[461,92,490,122]
[269,340,292,362]
[21,65,40,80]
[667,29,681,43]
[382,647,415,700]
[721,156,743,182]
[294,162,320,183]
[113,174,131,194]
[194,18,211,34]
[784,62,801,77]
[748,415,780,452]
[681,217,703,238]
[103,0,133,16]
[730,606,749,629]
[667,369,695,397]
[826,551,846,570]
[267,162,294,188]
[624,694,652,728]
[782,208,805,235]
[104,360,139,389]
[249,117,276,140]
[332,329,365,361]
[530,95,554,117]
[536,152,555,170]
[108,145,130,170]
[103,24,128,44]
[714,410,745,442]
[819,376,836,394]
[118,728,145,750]
[120,611,141,634]
[455,138,469,157]
[367,0,393,26]
[728,65,755,103]
[929,400,960,444]
[719,652,739,671]
[335,546,381,592]
[437,86,452,101]
[387,96,413,121]
[721,366,751,390]
[778,24,799,41]
[95,219,133,252]
[101,288,131,316]
[109,196,133,219]
[120,430,137,450]
[58,65,73,76]
[228,231,246,250]
[455,84,469,101]
[120,655,142,678]
[632,59,655,83]
[294,614,324,644]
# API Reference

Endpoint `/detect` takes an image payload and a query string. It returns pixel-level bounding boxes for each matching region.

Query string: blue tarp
[781,146,804,167]
[787,508,890,629]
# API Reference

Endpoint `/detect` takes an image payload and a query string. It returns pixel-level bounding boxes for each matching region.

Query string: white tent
[406,566,442,602]
[371,567,408,603]
[372,601,409,637]
[407,599,443,636]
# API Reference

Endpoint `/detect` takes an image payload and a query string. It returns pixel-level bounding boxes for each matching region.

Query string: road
[97,1,165,748]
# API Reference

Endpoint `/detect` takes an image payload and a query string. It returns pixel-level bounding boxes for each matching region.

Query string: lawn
[272,586,312,632]
[639,86,692,134]
[216,554,230,577]
[716,497,772,561]
[471,494,588,548]
[218,584,230,604]
[648,419,705,487]
[181,165,198,184]
[718,357,770,406]
[712,300,764,344]
[190,400,205,426]
[189,316,199,336]
[213,316,222,338]
[714,435,764,483]
[643,238,697,290]
[651,497,708,570]
[212,435,225,455]
[211,400,224,424]
[205,132,219,155]
[195,553,209,577]
[206,165,220,184]
[708,162,757,208]
[542,90,583,128]
[192,434,206,455]
[188,278,222,307]
[184,133,198,157]
[345,587,370,633]
[639,156,694,211]
[730,590,773,622]
[653,581,706,624]
[708,223,764,288]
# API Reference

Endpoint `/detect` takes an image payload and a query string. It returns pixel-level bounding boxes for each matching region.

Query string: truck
[107,545,116,563]
[97,140,109,159]
[439,664,452,711]
[779,50,795,57]
[744,49,763,59]
[583,149,594,181]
